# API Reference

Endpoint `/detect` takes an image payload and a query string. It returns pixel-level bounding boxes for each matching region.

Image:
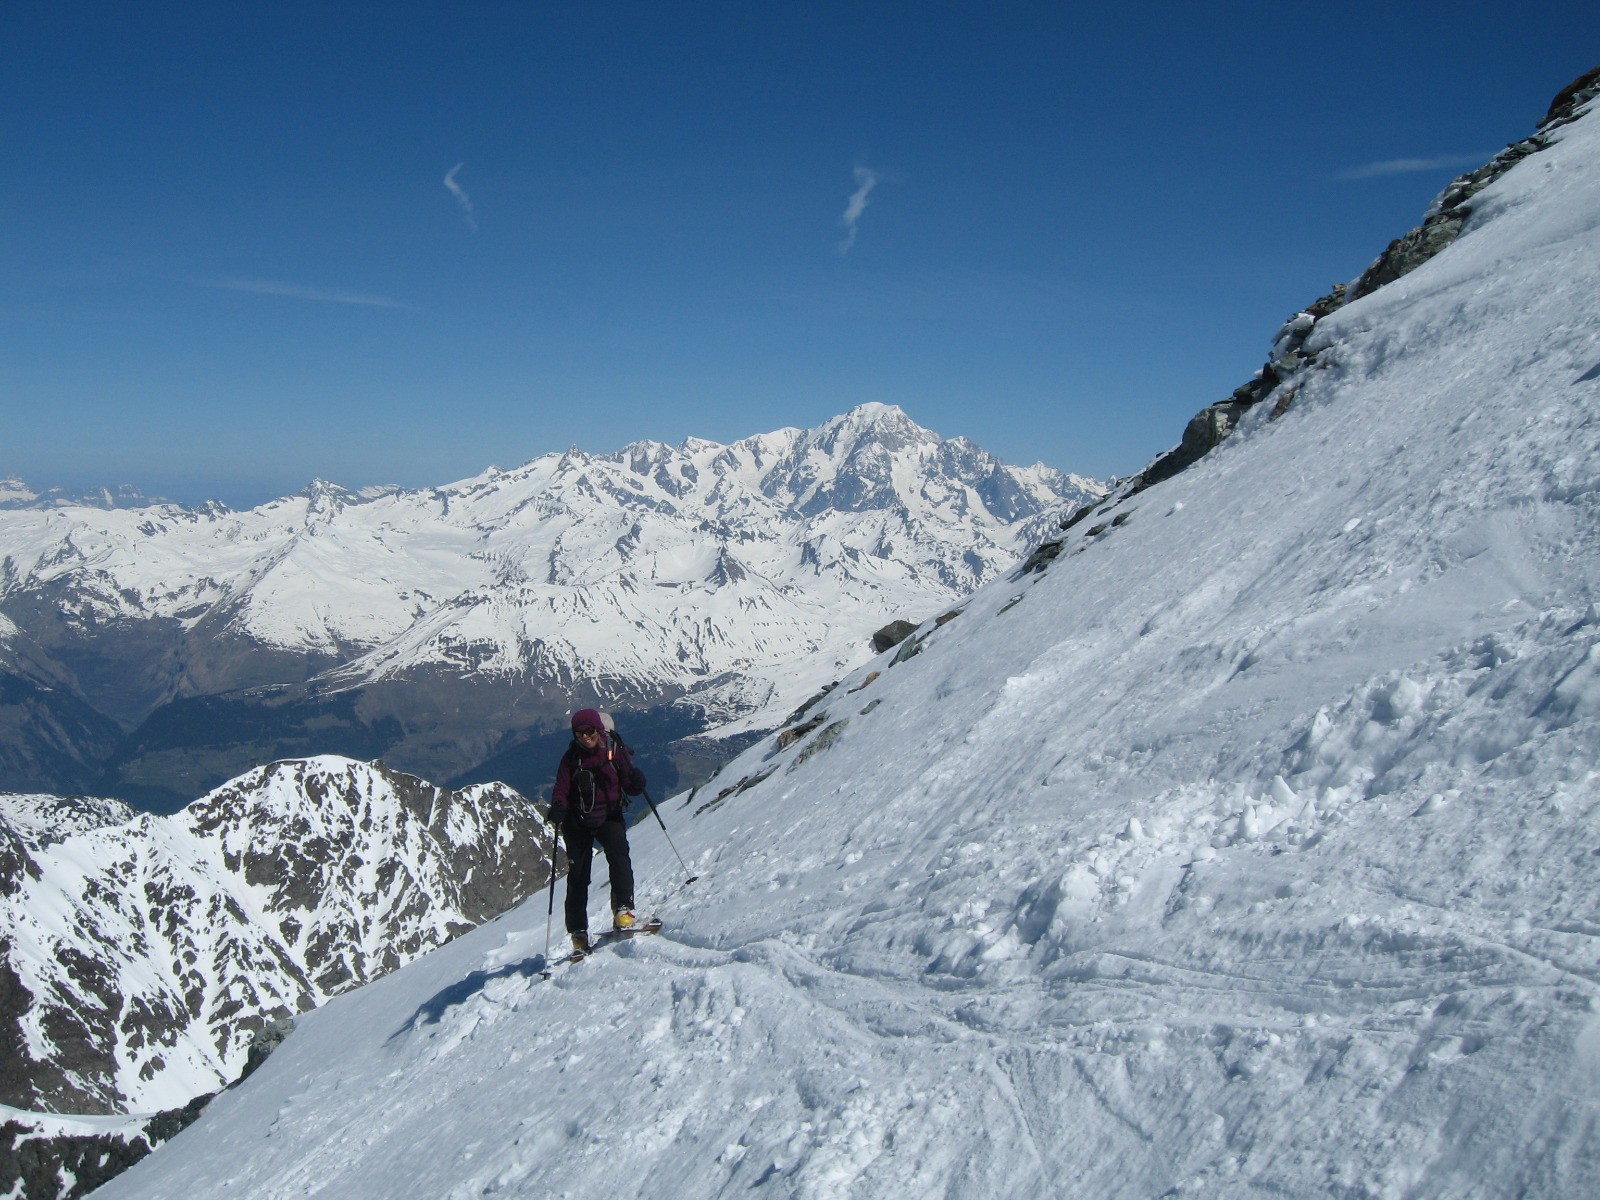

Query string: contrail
[840,166,881,253]
[444,162,477,230]
[196,277,411,309]
[1335,152,1489,181]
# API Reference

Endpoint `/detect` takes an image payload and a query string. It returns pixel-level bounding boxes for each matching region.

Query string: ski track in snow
[95,100,1600,1197]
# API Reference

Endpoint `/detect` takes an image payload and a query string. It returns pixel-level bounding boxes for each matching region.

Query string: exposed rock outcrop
[871,620,920,653]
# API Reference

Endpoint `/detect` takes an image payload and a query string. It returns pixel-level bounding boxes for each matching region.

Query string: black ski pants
[562,816,634,934]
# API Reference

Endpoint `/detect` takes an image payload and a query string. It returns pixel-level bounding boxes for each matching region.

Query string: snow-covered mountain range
[1,757,550,1119]
[83,69,1600,1199]
[0,478,168,511]
[0,404,1102,809]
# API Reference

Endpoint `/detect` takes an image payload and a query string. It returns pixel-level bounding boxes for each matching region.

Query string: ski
[580,917,663,956]
[604,916,663,941]
[546,918,663,973]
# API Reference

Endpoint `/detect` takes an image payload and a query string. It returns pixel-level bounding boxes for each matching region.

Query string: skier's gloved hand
[547,805,566,829]
[627,767,647,793]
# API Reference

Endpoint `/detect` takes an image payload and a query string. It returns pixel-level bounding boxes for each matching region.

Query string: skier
[548,708,647,955]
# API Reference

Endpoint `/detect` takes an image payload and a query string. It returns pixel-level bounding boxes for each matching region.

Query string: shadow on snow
[392,955,550,1037]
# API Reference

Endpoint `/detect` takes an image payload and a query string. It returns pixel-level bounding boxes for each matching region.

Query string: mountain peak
[821,401,926,444]
[299,478,356,504]
[840,400,911,425]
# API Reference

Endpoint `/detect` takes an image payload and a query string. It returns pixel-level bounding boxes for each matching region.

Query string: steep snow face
[0,760,550,1114]
[0,406,1102,733]
[93,105,1600,1199]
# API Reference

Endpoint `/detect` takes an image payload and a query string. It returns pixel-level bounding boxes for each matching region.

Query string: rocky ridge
[1121,64,1600,497]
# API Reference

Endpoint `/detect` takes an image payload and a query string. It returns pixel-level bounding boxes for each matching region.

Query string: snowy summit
[89,77,1600,1200]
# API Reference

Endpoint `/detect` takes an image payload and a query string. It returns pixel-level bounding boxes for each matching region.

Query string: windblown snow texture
[91,91,1600,1200]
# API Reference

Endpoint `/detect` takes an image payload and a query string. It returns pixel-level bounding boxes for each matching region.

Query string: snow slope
[97,97,1600,1198]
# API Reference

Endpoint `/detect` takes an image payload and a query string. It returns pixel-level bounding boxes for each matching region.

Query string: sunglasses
[574,727,602,738]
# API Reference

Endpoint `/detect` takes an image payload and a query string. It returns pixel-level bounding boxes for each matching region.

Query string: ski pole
[541,817,561,975]
[641,787,698,884]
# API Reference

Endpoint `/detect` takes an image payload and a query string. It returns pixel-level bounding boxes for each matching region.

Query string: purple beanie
[571,708,605,733]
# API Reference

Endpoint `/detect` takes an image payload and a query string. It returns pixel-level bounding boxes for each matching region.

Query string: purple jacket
[551,736,640,831]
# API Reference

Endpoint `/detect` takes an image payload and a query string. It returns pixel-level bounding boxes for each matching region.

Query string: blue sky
[4,2,1596,507]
